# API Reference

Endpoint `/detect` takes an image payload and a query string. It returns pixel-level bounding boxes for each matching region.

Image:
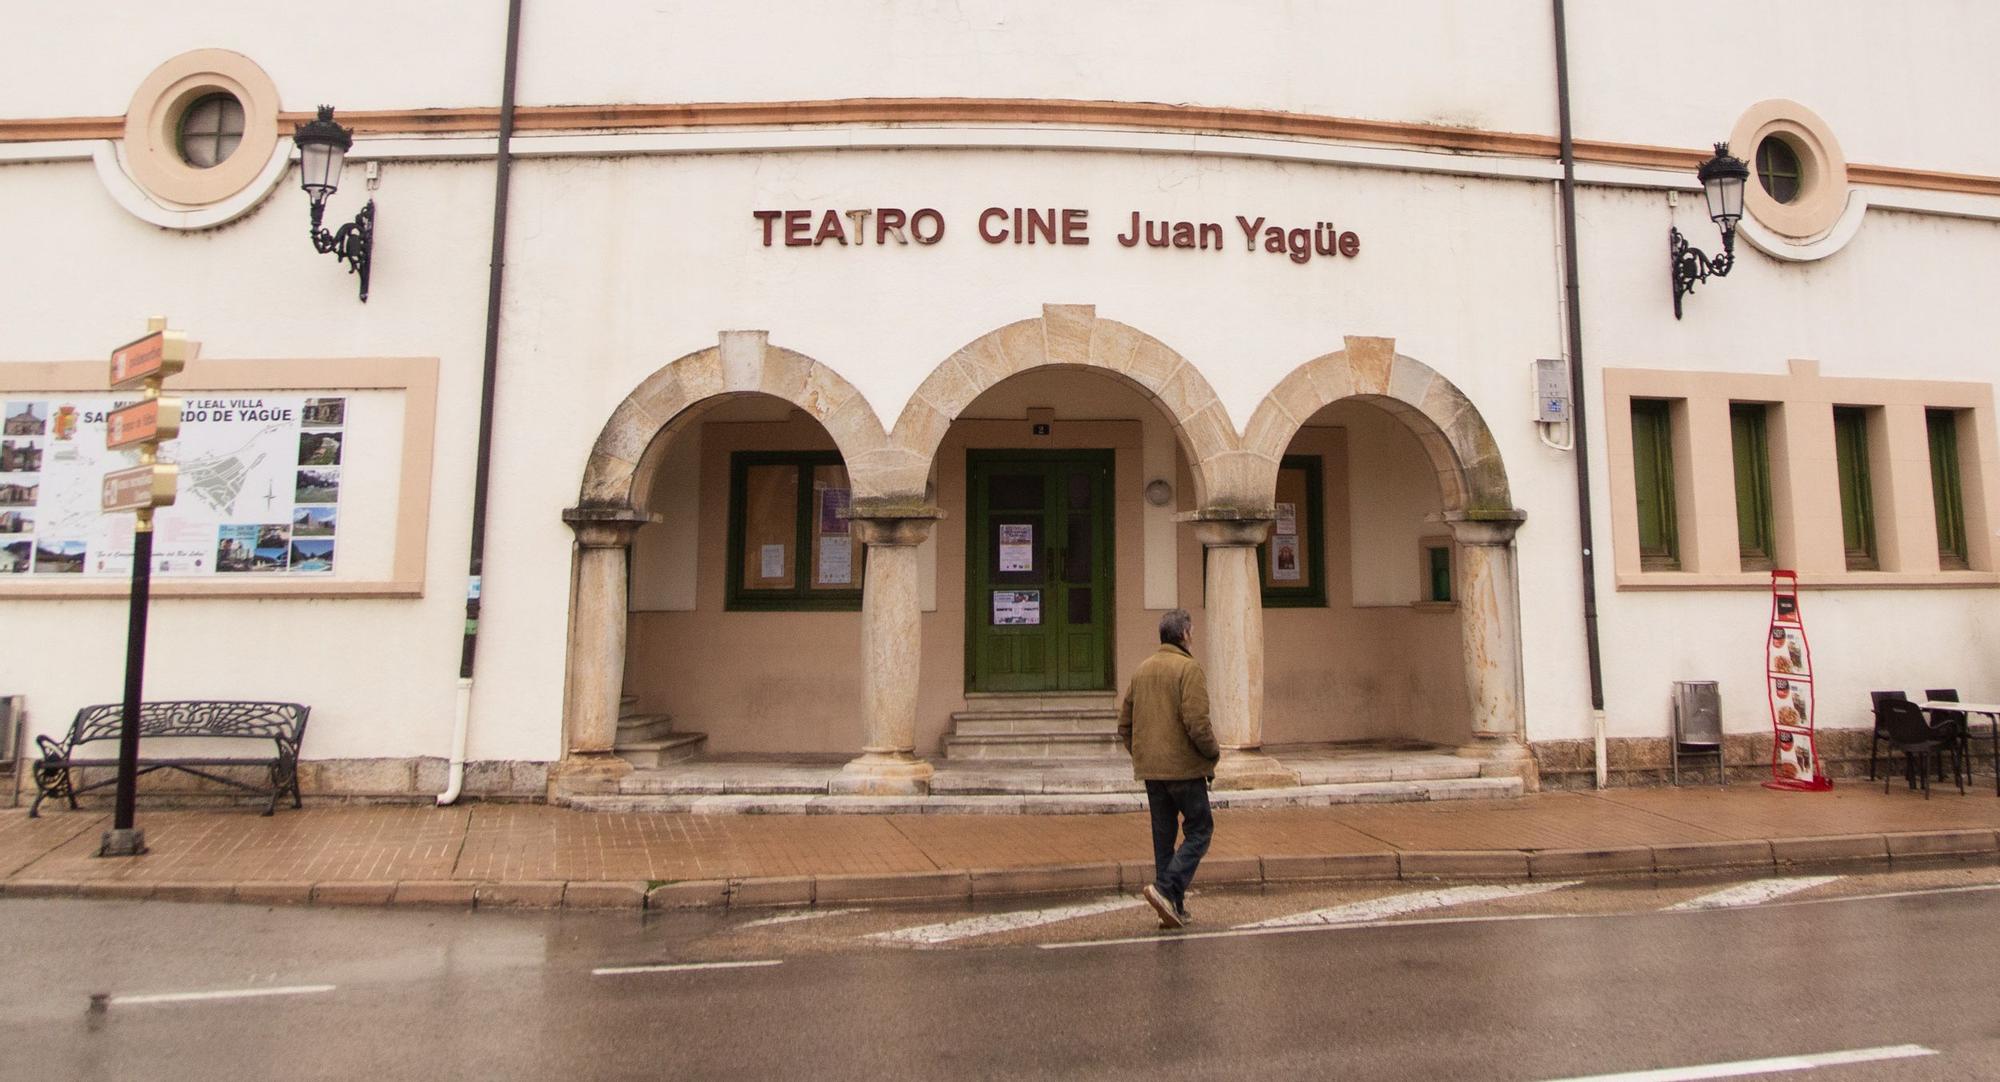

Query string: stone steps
[612,702,706,770]
[565,775,1525,814]
[943,694,1125,761]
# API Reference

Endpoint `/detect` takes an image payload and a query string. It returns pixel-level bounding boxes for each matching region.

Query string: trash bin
[1672,681,1724,787]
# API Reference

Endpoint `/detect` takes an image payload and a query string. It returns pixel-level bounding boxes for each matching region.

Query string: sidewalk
[2,786,1997,911]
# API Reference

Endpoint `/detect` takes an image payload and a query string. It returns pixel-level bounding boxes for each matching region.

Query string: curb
[0,829,1992,913]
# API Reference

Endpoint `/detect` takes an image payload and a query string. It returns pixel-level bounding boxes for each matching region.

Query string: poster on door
[992,589,1041,625]
[998,523,1034,572]
[1764,570,1831,791]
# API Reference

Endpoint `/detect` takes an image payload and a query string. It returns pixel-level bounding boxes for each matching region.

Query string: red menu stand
[1764,570,1832,791]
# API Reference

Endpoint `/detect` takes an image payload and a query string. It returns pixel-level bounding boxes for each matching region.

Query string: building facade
[1,2,1995,801]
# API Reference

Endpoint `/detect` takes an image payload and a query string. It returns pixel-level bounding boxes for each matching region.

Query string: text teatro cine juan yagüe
[752,207,1361,265]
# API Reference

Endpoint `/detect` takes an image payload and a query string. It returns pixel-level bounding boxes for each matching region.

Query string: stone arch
[888,305,1246,508]
[577,330,893,513]
[1242,335,1512,513]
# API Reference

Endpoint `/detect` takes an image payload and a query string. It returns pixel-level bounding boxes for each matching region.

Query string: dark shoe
[1175,906,1193,926]
[1143,884,1184,929]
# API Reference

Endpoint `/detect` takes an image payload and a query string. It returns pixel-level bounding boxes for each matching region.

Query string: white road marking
[1041,878,2000,951]
[593,960,783,976]
[1666,876,1841,912]
[1545,1042,1936,1081]
[738,907,866,928]
[107,984,336,1006]
[1238,881,1582,929]
[871,895,1147,945]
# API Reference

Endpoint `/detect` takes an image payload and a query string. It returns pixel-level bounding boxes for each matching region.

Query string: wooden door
[966,451,1113,692]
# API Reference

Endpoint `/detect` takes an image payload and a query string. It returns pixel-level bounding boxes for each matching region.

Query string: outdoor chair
[1878,699,1962,798]
[1925,689,1975,786]
[1868,690,1907,780]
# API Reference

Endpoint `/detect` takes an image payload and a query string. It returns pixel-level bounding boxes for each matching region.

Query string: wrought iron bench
[30,701,310,818]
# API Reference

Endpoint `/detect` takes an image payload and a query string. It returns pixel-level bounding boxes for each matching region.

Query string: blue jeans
[1145,778,1212,909]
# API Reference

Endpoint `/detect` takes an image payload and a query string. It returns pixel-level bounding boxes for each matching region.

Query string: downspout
[1552,0,1609,788]
[440,0,525,805]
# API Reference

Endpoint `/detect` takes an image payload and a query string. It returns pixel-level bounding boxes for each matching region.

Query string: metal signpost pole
[97,317,190,859]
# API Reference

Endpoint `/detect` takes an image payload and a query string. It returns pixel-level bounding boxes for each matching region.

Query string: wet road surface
[5,861,1998,1080]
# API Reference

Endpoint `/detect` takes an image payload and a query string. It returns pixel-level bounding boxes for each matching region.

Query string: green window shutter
[1631,399,1679,570]
[1730,404,1774,570]
[1929,409,1968,568]
[1833,407,1877,570]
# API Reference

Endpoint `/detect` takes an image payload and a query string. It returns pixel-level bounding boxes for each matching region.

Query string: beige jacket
[1117,642,1219,780]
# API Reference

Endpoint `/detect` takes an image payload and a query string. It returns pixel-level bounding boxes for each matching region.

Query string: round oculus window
[178,92,246,169]
[1756,135,1802,204]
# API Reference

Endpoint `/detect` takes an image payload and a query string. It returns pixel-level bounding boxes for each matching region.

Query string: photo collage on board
[0,401,47,573]
[216,396,343,574]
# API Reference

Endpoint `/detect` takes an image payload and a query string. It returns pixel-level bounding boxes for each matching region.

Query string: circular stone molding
[1729,99,1847,240]
[122,49,281,208]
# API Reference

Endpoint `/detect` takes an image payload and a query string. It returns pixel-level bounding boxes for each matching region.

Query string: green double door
[967,450,1114,693]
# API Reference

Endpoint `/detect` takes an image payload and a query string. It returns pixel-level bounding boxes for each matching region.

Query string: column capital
[1444,509,1527,546]
[848,499,945,547]
[562,504,652,548]
[1178,509,1274,548]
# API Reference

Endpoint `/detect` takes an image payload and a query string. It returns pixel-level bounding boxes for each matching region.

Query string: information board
[0,393,347,576]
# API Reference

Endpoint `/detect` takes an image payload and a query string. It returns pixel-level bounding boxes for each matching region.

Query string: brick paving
[2,785,1997,895]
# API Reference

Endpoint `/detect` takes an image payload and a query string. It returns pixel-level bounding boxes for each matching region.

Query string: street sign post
[98,317,195,859]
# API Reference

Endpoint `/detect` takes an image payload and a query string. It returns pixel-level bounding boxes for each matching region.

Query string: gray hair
[1158,608,1192,645]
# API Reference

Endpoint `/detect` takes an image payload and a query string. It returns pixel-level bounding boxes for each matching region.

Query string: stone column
[832,507,943,796]
[1190,516,1299,789]
[1445,510,1535,782]
[554,506,649,793]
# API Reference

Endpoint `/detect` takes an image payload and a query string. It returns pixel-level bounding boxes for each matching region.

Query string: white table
[1920,700,2000,796]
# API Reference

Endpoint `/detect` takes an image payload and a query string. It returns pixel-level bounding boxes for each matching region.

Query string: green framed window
[1833,406,1877,570]
[1730,403,1775,571]
[1929,408,1969,569]
[726,451,863,610]
[1631,398,1679,570]
[1421,539,1454,602]
[1259,455,1326,606]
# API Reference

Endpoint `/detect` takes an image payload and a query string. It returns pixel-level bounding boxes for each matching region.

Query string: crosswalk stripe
[1544,1042,1935,1081]
[1665,876,1841,912]
[106,984,336,1006]
[1238,881,1582,929]
[871,895,1146,945]
[738,907,866,929]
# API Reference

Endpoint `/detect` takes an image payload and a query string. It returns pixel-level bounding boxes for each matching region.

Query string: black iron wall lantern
[292,105,374,302]
[1669,142,1750,319]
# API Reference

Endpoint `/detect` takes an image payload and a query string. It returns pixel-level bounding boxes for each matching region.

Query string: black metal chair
[1868,690,1907,780]
[1925,689,1974,789]
[1879,699,1962,798]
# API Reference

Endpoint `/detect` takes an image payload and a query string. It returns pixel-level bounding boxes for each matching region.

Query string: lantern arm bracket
[307,198,374,303]
[1669,221,1736,321]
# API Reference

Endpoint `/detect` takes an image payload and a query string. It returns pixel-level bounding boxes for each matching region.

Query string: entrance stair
[940,692,1126,761]
[612,694,706,769]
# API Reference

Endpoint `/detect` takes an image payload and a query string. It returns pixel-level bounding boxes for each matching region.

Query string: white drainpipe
[437,676,472,805]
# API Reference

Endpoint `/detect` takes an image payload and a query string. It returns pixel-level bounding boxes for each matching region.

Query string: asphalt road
[3,864,1997,1081]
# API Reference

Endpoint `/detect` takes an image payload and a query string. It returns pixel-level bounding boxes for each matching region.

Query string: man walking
[1118,608,1218,929]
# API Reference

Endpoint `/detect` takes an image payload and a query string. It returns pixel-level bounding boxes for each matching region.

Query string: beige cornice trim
[5,97,1999,198]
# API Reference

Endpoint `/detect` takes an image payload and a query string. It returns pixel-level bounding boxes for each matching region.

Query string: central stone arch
[888,305,1245,508]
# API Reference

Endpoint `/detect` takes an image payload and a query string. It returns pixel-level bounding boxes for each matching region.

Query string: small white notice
[817,535,852,585]
[1275,501,1297,537]
[759,543,786,580]
[999,523,1034,572]
[993,589,1041,626]
[1271,537,1301,581]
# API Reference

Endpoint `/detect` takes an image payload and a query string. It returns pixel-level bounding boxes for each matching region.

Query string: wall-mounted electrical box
[1533,358,1570,424]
